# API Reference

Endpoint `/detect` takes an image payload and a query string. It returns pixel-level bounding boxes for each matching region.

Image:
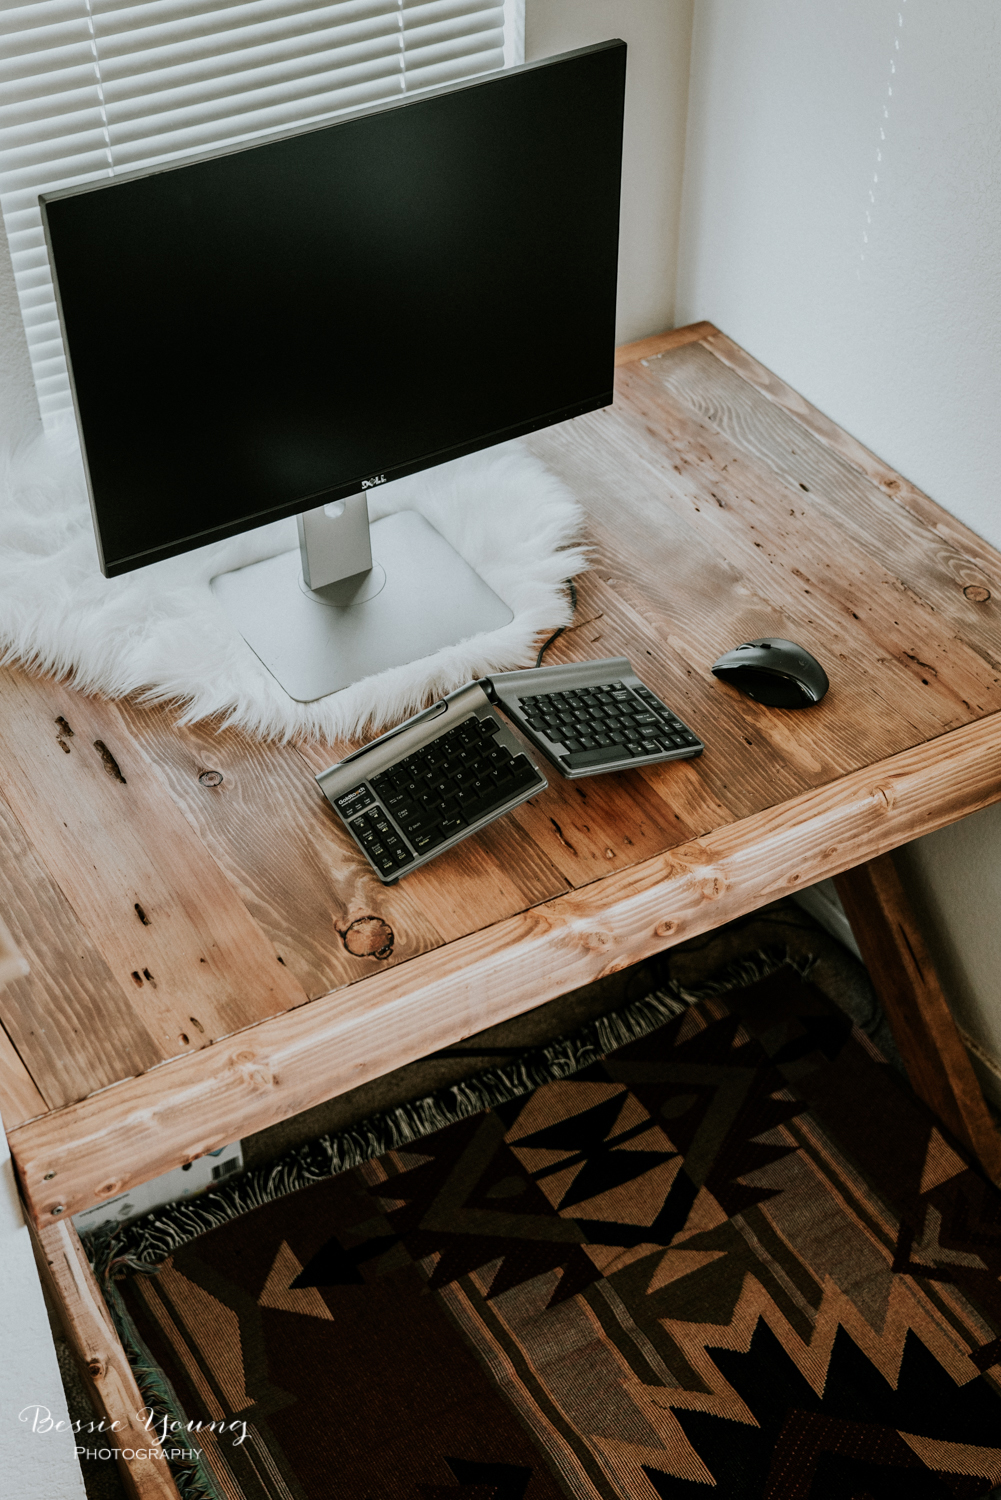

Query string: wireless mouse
[711,637,829,708]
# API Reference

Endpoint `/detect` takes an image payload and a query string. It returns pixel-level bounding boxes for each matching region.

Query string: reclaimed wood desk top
[4,321,1001,1231]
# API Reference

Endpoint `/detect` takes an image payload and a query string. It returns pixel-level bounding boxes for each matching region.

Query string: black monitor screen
[42,42,626,577]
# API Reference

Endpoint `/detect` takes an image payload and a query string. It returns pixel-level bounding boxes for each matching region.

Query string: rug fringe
[88,945,805,1277]
[100,1274,225,1500]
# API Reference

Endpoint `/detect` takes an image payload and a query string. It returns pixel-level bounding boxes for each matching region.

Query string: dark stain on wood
[93,741,126,784]
[549,818,578,857]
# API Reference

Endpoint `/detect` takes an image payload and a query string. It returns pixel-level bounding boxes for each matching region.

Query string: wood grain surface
[614,320,718,366]
[13,710,1001,1225]
[0,915,45,1128]
[0,910,27,989]
[4,324,1001,1222]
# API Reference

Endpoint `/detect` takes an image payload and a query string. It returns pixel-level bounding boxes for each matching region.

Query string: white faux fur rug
[0,428,587,742]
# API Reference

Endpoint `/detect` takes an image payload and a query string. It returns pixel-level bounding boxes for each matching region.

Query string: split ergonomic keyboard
[316,657,703,882]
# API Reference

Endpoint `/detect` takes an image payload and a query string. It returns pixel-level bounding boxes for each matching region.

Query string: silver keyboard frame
[315,680,547,883]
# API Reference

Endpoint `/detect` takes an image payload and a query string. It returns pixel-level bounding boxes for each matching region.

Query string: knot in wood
[580,929,612,952]
[964,584,991,603]
[341,915,394,959]
[655,919,676,938]
[199,769,224,787]
[87,1360,103,1378]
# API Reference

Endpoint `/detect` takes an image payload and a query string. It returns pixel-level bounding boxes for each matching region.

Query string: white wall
[525,0,693,343]
[677,0,1001,1103]
[0,1105,87,1499]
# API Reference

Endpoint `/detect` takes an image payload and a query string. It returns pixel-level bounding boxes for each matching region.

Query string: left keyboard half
[315,682,547,882]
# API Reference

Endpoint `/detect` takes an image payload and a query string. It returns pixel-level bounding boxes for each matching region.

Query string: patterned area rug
[101,955,1001,1500]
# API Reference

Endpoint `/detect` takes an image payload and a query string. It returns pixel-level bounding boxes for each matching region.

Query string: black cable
[535,577,578,668]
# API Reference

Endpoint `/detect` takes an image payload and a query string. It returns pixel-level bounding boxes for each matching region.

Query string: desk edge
[11,711,1001,1228]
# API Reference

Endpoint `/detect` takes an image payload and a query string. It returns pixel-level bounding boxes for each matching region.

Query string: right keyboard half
[487,656,704,778]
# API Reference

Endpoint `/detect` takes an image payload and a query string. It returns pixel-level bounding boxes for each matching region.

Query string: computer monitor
[41,41,626,701]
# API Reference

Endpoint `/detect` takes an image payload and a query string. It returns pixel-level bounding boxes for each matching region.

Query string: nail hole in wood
[131,971,143,986]
[276,955,286,965]
[179,1033,189,1045]
[799,482,810,492]
[189,1016,204,1033]
[55,716,74,737]
[135,902,150,926]
[142,968,156,986]
[43,1170,55,1181]
[199,769,224,788]
[340,915,395,960]
[93,741,126,783]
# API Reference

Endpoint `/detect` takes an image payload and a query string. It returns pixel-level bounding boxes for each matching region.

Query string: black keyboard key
[406,811,440,835]
[439,814,467,837]
[564,744,629,769]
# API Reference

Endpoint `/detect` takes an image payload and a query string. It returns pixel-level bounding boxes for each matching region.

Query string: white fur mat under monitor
[0,429,588,742]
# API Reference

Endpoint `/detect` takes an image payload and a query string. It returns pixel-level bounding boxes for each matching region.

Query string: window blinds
[0,0,523,424]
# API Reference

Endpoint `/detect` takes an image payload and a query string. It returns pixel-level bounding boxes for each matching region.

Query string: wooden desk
[4,322,1001,1242]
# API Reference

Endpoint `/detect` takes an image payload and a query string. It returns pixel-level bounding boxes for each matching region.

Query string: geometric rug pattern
[116,964,1001,1499]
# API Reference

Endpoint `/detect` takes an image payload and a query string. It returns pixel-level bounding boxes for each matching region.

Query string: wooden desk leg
[834,854,1001,1184]
[29,1216,181,1500]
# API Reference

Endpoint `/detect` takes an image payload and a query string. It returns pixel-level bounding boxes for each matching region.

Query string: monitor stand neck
[297,494,374,593]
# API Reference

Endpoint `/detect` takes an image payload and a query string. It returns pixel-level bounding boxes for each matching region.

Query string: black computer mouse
[711,638,829,708]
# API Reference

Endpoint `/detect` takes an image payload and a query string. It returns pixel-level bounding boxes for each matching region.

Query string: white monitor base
[211,510,513,702]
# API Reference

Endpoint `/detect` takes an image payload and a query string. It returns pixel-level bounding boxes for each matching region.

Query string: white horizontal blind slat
[0,0,521,424]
